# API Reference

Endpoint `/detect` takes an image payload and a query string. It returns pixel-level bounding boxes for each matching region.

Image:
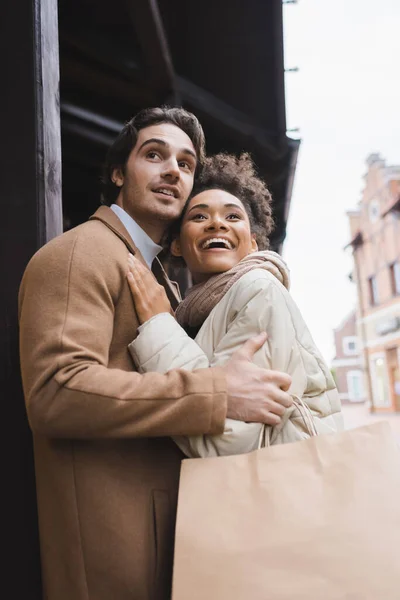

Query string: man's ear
[111,167,124,187]
[170,238,182,257]
[250,234,258,253]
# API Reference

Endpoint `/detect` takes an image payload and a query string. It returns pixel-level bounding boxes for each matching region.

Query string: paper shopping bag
[172,421,400,600]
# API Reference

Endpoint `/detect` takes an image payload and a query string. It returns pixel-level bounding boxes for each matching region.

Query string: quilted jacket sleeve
[129,313,209,372]
[129,272,307,457]
[129,310,265,457]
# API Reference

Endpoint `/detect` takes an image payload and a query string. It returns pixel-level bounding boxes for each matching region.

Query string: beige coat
[18,206,227,600]
[129,259,343,457]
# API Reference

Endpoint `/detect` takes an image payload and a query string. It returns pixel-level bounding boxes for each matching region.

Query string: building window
[346,370,364,402]
[342,336,359,355]
[389,262,400,296]
[368,275,379,306]
[369,200,380,223]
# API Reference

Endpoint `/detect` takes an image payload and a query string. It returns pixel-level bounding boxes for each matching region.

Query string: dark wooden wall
[1,0,62,595]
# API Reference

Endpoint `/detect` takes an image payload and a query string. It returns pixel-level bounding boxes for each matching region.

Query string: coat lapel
[89,205,148,267]
[89,206,182,309]
[152,258,182,310]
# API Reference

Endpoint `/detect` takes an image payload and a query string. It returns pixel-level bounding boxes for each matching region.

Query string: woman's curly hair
[167,152,274,251]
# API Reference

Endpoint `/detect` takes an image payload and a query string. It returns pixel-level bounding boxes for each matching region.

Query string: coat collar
[89,206,181,308]
[90,205,141,258]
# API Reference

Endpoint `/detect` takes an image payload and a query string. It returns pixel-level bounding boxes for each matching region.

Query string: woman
[127,153,343,457]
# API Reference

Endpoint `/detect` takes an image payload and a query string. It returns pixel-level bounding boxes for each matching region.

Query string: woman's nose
[205,216,228,230]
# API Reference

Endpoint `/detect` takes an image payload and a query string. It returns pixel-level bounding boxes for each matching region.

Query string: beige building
[347,153,400,413]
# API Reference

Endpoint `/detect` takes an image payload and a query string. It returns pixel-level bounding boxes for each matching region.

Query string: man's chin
[155,208,182,223]
[156,216,180,227]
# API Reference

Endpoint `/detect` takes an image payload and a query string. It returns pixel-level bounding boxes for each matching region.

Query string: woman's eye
[192,214,207,221]
[227,213,241,220]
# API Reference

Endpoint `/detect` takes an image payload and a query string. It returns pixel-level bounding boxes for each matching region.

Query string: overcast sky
[282,0,400,362]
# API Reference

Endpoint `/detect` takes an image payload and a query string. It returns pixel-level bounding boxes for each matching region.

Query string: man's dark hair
[169,152,274,251]
[101,106,206,206]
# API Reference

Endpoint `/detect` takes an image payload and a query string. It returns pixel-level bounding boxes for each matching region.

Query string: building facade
[331,311,366,403]
[347,153,400,413]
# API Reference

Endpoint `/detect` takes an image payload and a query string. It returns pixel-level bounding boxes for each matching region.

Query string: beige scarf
[175,250,290,330]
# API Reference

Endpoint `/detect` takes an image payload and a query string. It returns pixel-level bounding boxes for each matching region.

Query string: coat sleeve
[129,274,304,458]
[18,230,227,439]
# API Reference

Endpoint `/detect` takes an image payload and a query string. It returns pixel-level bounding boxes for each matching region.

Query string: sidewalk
[341,402,400,444]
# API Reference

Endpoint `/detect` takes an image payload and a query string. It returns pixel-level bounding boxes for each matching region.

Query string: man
[19,107,292,600]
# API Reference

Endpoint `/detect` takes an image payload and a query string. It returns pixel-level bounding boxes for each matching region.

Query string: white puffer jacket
[129,260,343,458]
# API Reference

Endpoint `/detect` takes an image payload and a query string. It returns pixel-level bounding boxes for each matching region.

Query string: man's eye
[179,160,193,171]
[146,151,160,160]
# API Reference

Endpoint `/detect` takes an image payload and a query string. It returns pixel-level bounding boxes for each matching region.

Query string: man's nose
[162,158,180,180]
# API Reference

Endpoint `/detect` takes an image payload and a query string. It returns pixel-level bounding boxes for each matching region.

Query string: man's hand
[127,254,172,324]
[221,332,293,425]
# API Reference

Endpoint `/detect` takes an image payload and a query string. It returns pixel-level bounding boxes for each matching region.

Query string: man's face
[112,123,197,242]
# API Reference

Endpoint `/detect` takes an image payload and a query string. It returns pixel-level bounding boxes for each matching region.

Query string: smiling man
[18,107,292,600]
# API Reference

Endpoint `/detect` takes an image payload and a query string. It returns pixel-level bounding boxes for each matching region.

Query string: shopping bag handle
[259,395,318,449]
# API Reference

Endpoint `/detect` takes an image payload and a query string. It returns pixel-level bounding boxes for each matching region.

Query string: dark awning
[344,231,364,251]
[58,0,299,250]
[382,196,400,217]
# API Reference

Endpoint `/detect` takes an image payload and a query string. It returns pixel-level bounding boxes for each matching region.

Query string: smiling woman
[167,153,274,282]
[127,151,342,459]
[171,189,259,283]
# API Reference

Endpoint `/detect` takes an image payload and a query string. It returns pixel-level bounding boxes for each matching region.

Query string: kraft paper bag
[172,421,400,600]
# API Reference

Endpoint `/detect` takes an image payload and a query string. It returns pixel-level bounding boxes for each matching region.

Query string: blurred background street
[341,402,400,445]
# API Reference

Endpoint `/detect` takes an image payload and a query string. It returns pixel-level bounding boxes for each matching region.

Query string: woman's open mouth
[200,237,234,251]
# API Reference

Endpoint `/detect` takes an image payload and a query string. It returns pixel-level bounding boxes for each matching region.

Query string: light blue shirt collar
[110,204,163,269]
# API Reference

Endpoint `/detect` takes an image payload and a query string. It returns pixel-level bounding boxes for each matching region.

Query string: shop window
[368,275,379,306]
[389,262,400,296]
[346,370,364,401]
[370,356,391,407]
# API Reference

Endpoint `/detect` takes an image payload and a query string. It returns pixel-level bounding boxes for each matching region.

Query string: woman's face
[172,189,258,283]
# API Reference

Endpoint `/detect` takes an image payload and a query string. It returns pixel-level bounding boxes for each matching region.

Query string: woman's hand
[127,253,172,324]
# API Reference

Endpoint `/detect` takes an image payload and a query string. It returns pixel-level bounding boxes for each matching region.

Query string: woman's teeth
[201,238,233,250]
